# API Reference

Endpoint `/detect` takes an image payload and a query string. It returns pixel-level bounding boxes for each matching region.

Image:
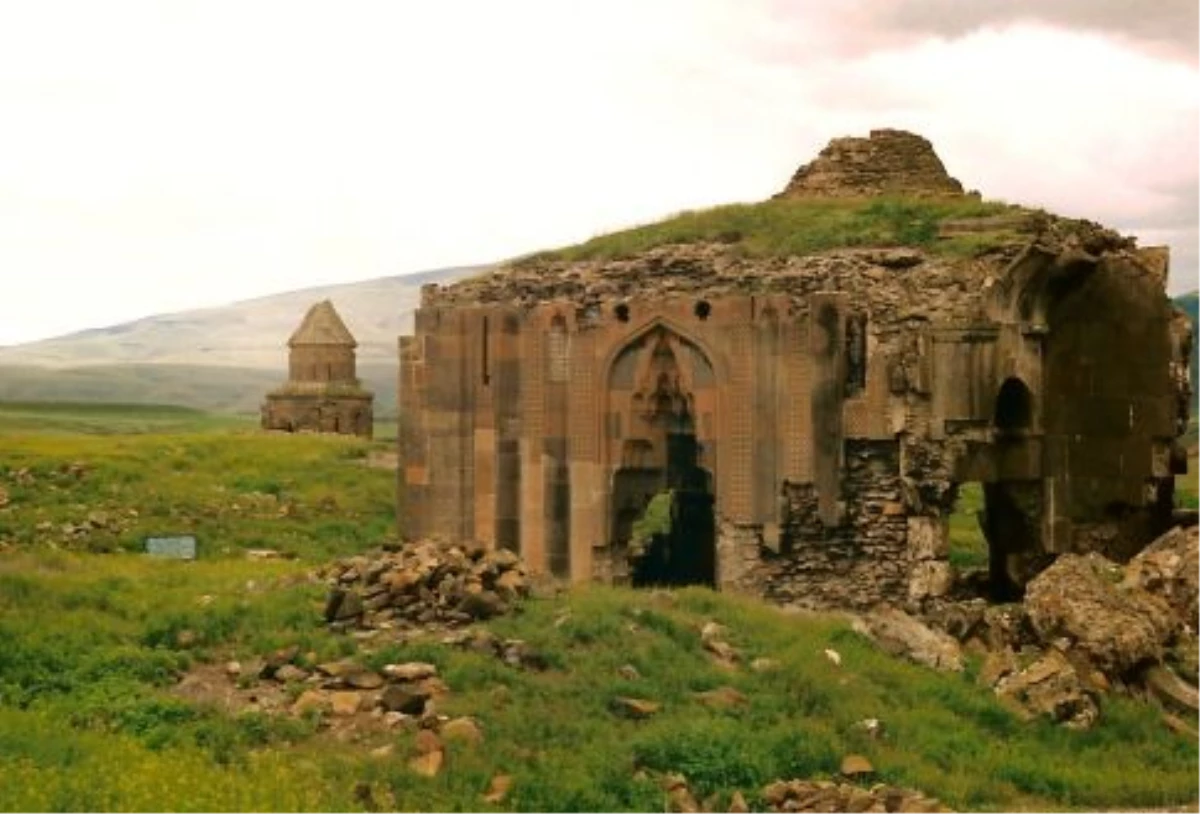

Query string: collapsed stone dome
[775,128,967,199]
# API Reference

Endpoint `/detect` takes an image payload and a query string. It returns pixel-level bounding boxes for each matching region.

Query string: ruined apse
[398,129,1192,608]
[262,300,374,438]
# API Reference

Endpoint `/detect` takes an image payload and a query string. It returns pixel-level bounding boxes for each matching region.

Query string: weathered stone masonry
[398,130,1192,609]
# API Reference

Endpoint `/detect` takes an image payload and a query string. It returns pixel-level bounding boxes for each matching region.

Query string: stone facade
[263,300,373,438]
[398,130,1192,609]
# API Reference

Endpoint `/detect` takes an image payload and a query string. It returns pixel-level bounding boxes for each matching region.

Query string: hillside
[0,266,481,414]
[0,406,1194,812]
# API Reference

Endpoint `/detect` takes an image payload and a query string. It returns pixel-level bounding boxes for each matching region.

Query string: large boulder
[1122,525,1199,634]
[853,606,964,672]
[1025,553,1178,677]
[995,649,1099,729]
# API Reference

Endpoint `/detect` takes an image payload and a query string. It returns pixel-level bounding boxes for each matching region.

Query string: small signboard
[145,535,198,560]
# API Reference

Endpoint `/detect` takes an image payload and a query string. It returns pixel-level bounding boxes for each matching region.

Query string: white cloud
[0,1,1194,345]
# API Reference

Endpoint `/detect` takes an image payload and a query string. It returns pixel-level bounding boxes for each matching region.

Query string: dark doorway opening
[984,377,1041,600]
[994,377,1033,436]
[615,431,716,588]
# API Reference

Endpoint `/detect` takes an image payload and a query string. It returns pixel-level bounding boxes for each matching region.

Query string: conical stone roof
[288,300,357,347]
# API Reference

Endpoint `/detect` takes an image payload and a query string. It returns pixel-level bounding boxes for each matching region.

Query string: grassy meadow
[0,401,1196,812]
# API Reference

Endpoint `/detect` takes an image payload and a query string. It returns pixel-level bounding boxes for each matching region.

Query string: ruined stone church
[397,129,1192,607]
[262,300,374,438]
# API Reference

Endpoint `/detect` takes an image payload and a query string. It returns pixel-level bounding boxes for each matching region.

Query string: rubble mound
[1025,552,1178,676]
[919,524,1199,727]
[319,540,530,630]
[776,129,966,199]
[761,778,947,813]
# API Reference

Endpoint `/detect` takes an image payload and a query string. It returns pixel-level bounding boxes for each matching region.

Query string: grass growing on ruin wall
[522,196,1021,263]
[0,404,1195,812]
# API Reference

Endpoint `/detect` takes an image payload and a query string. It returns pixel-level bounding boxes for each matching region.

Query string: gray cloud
[875,0,1197,61]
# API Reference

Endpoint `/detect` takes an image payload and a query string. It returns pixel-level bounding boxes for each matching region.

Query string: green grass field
[0,402,1195,812]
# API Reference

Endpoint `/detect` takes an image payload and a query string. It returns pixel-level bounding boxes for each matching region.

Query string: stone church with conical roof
[261,300,374,437]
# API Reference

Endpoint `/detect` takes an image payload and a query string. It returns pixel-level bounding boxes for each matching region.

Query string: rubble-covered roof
[288,300,357,347]
[425,130,1140,320]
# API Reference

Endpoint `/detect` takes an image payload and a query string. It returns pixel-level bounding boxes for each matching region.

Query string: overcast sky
[0,0,1195,345]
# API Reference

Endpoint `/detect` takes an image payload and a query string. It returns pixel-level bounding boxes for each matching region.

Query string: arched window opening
[994,377,1033,435]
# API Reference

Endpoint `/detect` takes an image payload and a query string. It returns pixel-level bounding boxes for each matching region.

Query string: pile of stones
[865,523,1199,729]
[759,779,946,813]
[655,773,945,814]
[319,539,529,631]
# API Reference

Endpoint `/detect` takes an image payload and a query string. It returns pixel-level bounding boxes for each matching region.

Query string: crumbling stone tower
[262,299,374,438]
[398,129,1191,608]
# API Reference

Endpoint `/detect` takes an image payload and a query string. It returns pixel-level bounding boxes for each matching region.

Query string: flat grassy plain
[0,402,1196,812]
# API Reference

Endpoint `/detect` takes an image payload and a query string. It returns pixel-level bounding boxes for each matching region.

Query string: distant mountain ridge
[0,265,484,414]
[0,265,483,370]
[0,276,1192,418]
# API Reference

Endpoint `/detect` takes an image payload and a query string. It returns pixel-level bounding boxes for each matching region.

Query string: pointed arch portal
[606,325,717,587]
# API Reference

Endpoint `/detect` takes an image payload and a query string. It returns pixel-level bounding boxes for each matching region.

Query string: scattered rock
[408,749,443,778]
[175,629,198,649]
[330,691,363,717]
[406,728,445,776]
[224,661,242,679]
[1122,525,1199,633]
[823,648,842,667]
[1025,553,1177,677]
[609,696,661,719]
[273,664,310,684]
[840,754,874,778]
[855,606,964,672]
[291,689,328,715]
[381,685,431,715]
[246,548,285,560]
[261,645,301,679]
[482,774,513,804]
[344,670,384,690]
[1140,663,1200,715]
[325,588,364,623]
[692,686,749,710]
[617,664,641,681]
[995,649,1098,729]
[660,773,699,813]
[760,778,947,813]
[441,716,484,746]
[728,790,749,813]
[977,647,1018,688]
[383,662,438,682]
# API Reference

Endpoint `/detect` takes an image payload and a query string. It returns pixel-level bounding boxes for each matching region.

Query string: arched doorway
[607,326,717,587]
[983,377,1040,600]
